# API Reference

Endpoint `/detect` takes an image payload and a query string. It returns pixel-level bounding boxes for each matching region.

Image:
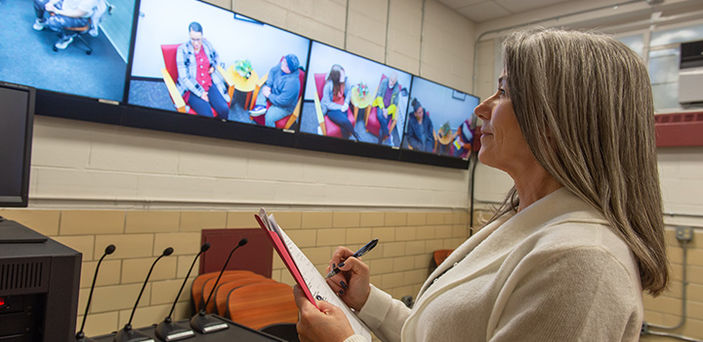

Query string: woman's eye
[498,88,506,96]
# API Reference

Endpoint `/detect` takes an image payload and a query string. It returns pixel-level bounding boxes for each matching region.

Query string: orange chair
[227,282,298,330]
[191,270,255,312]
[216,277,277,316]
[429,249,454,274]
[365,75,400,140]
[202,273,266,314]
[160,44,234,117]
[312,73,356,138]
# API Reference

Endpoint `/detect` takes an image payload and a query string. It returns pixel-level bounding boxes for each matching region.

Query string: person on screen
[293,28,668,342]
[371,72,401,144]
[32,0,104,50]
[176,22,230,118]
[405,98,435,153]
[258,54,301,127]
[321,64,360,141]
[453,117,473,159]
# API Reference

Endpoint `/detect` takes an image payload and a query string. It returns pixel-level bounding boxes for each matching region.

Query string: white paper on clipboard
[259,209,372,340]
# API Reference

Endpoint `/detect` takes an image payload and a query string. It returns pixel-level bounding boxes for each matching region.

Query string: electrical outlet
[675,226,693,243]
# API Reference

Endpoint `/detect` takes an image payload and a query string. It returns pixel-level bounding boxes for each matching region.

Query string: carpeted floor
[0,0,127,101]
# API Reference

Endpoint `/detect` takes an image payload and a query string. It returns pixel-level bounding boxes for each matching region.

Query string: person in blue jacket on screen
[405,98,435,153]
[176,22,230,118]
[32,0,104,50]
[321,64,360,141]
[259,54,301,127]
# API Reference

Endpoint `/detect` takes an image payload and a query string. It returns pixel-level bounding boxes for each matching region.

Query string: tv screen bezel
[0,82,35,208]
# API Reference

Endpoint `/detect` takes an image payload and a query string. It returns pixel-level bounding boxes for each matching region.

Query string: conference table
[90,315,285,342]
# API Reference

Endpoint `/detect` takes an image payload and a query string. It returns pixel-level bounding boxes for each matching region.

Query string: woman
[404,98,435,153]
[453,117,473,159]
[321,64,360,141]
[176,21,230,118]
[295,29,668,342]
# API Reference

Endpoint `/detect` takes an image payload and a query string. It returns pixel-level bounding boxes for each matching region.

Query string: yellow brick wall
[0,208,469,337]
[3,208,701,339]
[641,226,703,341]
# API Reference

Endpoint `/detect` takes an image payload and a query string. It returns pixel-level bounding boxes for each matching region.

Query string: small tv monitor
[0,0,138,102]
[0,83,35,208]
[402,76,479,160]
[299,42,412,148]
[127,0,311,131]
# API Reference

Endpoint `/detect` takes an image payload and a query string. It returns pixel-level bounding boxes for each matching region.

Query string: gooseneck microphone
[190,238,248,334]
[155,243,210,341]
[114,247,174,342]
[75,244,116,342]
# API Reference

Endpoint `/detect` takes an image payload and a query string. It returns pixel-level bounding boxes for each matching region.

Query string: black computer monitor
[0,82,35,207]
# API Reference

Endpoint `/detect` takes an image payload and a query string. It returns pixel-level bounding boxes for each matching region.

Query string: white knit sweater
[345,188,643,342]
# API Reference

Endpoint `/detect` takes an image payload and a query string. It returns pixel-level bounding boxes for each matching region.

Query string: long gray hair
[491,28,668,295]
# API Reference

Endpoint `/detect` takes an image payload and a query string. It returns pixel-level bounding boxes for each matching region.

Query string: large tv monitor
[127,0,311,131]
[299,42,412,148]
[0,83,35,208]
[402,76,479,160]
[0,0,138,102]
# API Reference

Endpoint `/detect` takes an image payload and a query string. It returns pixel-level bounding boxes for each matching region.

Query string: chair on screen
[365,74,401,141]
[51,0,111,54]
[160,44,234,117]
[313,73,356,137]
[226,282,298,330]
[434,128,457,156]
[249,57,306,130]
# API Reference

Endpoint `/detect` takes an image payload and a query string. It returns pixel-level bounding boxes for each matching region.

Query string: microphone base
[114,327,155,342]
[155,320,195,341]
[75,336,97,342]
[189,313,229,334]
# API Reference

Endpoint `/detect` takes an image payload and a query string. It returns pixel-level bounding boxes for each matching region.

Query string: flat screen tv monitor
[402,76,479,160]
[299,42,412,148]
[0,0,138,102]
[0,83,35,208]
[127,0,311,131]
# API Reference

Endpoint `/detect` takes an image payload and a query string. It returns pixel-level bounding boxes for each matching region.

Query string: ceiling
[437,0,580,23]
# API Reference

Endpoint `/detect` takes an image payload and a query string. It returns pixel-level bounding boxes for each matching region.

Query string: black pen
[325,239,378,278]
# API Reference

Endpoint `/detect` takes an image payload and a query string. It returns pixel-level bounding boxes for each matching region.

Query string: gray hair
[491,28,668,295]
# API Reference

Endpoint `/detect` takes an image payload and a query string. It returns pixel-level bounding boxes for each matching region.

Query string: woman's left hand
[294,285,355,342]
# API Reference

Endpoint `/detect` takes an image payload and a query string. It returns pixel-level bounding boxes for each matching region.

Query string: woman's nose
[474,97,492,121]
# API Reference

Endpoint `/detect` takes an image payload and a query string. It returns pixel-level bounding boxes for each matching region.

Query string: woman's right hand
[326,246,370,311]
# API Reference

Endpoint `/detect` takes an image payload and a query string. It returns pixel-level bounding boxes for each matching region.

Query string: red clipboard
[254,212,319,309]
